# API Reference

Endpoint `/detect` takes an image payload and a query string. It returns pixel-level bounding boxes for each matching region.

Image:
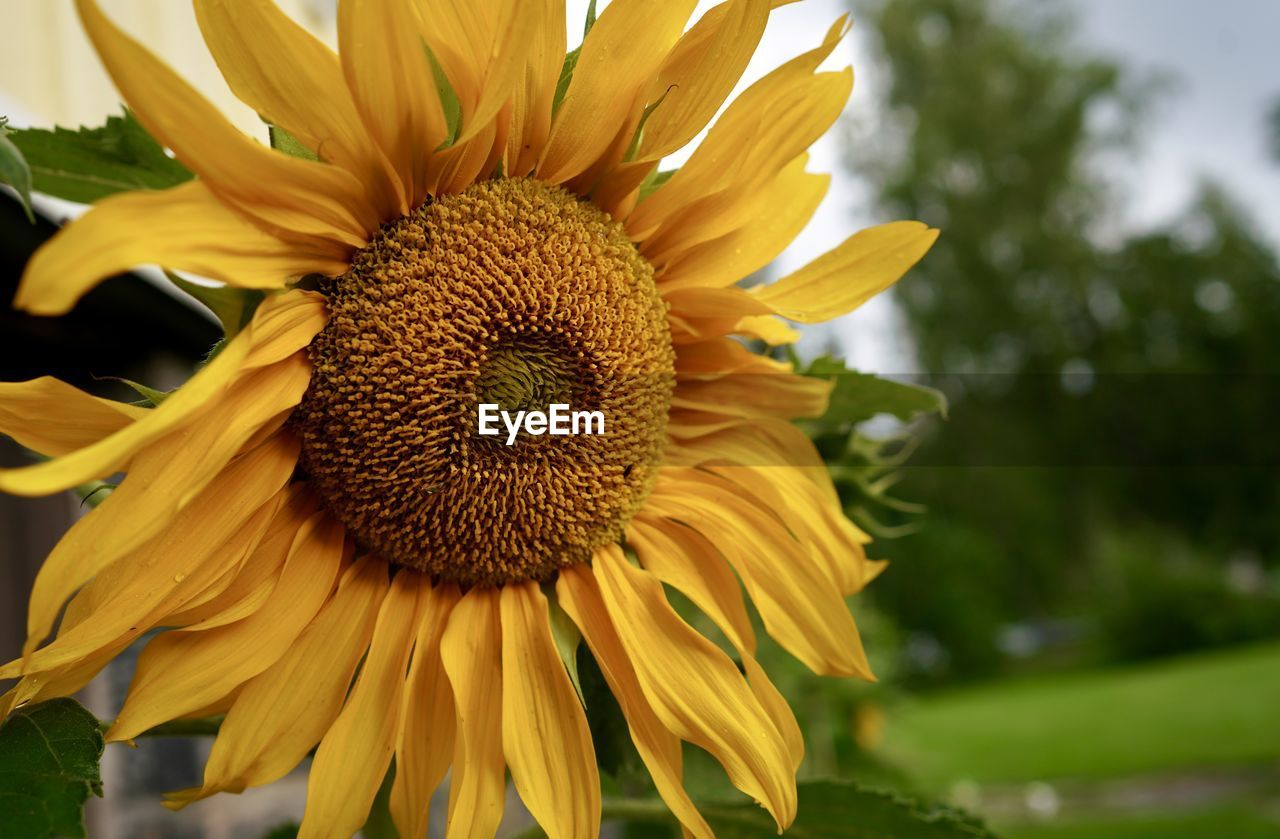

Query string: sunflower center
[292,178,675,587]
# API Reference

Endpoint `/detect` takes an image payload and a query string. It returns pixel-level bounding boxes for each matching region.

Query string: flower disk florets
[293,178,675,586]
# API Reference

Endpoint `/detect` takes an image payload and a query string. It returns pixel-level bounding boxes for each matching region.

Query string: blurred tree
[1268,96,1280,163]
[849,0,1280,681]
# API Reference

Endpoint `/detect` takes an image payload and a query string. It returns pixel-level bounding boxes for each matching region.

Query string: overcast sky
[697,0,1280,369]
[1073,0,1280,240]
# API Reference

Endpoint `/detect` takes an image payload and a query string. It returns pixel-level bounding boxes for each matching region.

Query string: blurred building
[0,1,336,131]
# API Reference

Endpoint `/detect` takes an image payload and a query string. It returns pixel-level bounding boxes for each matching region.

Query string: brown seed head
[292,178,675,586]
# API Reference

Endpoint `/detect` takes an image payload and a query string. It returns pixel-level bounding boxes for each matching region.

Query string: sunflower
[0,1,936,837]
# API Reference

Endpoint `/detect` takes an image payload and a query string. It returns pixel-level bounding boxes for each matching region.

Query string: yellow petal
[0,486,284,700]
[500,582,600,839]
[242,290,330,367]
[661,287,780,344]
[10,433,298,674]
[538,0,698,183]
[556,566,714,839]
[0,288,320,498]
[627,515,755,653]
[670,369,878,597]
[628,17,850,242]
[674,337,790,380]
[337,0,448,208]
[635,0,771,162]
[163,485,321,629]
[753,222,939,323]
[390,583,461,839]
[504,0,567,177]
[663,287,774,320]
[673,369,833,421]
[420,0,537,148]
[660,158,829,291]
[108,511,345,741]
[414,0,487,110]
[194,0,403,218]
[591,544,796,829]
[710,462,873,595]
[741,656,804,773]
[666,416,877,578]
[167,555,388,807]
[646,471,872,678]
[300,571,424,839]
[0,633,136,718]
[15,294,323,653]
[0,378,147,458]
[0,320,249,497]
[640,177,777,268]
[21,355,313,654]
[440,587,506,839]
[75,0,375,248]
[736,314,800,346]
[429,117,504,197]
[625,517,804,771]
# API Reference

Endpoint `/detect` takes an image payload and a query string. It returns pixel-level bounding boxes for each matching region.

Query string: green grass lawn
[1009,803,1280,839]
[883,640,1280,787]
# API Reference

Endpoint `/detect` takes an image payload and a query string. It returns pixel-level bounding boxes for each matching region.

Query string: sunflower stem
[601,797,676,825]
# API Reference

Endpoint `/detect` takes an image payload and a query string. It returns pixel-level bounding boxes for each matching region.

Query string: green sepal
[114,378,172,408]
[5,109,192,204]
[804,356,948,428]
[0,699,105,839]
[553,47,582,117]
[796,356,945,538]
[167,270,265,340]
[0,116,36,223]
[74,480,117,509]
[623,87,674,163]
[424,43,463,147]
[638,169,675,200]
[268,124,319,161]
[547,591,587,705]
[552,0,601,118]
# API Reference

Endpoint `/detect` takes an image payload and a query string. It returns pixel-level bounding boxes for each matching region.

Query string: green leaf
[268,125,319,161]
[0,117,36,223]
[805,357,947,427]
[579,648,644,785]
[703,781,998,838]
[602,781,998,839]
[7,109,192,204]
[259,824,299,839]
[583,0,599,38]
[0,699,105,839]
[167,271,265,340]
